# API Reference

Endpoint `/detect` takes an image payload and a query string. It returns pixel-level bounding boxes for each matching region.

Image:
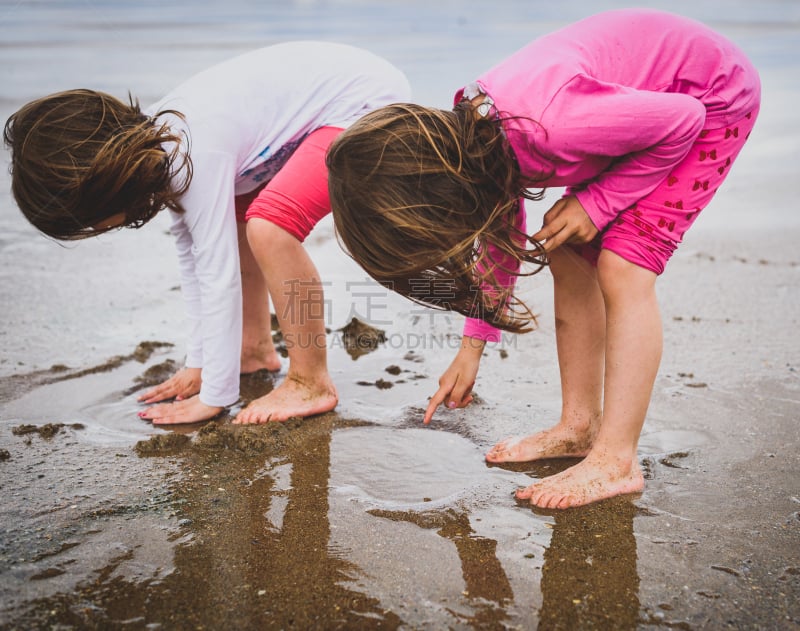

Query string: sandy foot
[233,374,337,424]
[515,455,644,509]
[240,349,282,374]
[485,423,595,463]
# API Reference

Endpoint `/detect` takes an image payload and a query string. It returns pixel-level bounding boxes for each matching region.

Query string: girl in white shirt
[5,42,411,425]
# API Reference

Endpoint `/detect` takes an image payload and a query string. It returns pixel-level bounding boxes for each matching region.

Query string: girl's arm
[424,201,526,423]
[423,335,484,424]
[545,74,706,232]
[461,199,527,343]
[137,212,205,404]
[176,151,242,409]
[140,151,242,423]
[169,212,205,371]
[530,195,597,253]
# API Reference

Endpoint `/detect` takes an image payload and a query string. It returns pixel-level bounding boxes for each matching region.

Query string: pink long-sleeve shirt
[459,8,760,342]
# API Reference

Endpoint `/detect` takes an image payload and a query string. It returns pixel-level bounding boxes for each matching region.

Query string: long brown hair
[327,102,548,334]
[3,89,191,240]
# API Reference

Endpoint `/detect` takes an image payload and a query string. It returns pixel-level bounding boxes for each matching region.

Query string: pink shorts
[573,106,759,274]
[235,126,344,242]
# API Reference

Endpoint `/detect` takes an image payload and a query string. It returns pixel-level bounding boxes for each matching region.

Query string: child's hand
[423,336,485,424]
[138,395,224,425]
[532,195,598,252]
[137,367,202,404]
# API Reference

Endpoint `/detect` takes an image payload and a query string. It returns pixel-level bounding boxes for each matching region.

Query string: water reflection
[333,436,639,629]
[368,507,514,627]
[156,416,402,629]
[5,371,640,629]
[6,413,404,628]
[536,496,640,630]
[3,346,647,630]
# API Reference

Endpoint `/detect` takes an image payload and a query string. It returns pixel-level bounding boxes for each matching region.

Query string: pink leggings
[235,126,344,242]
[574,106,759,274]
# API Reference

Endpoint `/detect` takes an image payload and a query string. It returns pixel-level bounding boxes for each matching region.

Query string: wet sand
[1,1,799,629]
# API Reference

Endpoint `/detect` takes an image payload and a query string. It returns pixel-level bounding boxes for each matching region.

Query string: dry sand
[1,1,798,629]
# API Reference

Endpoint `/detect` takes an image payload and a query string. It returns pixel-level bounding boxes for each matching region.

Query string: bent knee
[597,249,657,301]
[549,246,595,281]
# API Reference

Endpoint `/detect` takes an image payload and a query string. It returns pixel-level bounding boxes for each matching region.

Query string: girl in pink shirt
[326,9,760,508]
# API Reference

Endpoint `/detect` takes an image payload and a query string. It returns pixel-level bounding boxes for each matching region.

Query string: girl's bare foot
[515,453,644,509]
[233,373,337,424]
[485,422,595,463]
[240,345,282,374]
[239,335,281,375]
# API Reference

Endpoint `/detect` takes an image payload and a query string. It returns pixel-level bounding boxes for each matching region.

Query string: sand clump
[50,341,174,382]
[338,317,386,359]
[133,418,309,458]
[193,420,295,453]
[11,423,85,440]
[128,359,179,394]
[134,432,191,456]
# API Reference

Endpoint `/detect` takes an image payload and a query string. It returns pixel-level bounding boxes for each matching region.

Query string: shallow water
[331,427,507,508]
[1,0,799,629]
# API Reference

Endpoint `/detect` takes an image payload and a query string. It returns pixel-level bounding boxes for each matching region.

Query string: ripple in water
[638,428,713,455]
[330,427,489,509]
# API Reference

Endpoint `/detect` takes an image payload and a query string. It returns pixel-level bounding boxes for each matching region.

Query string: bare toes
[241,411,264,425]
[515,484,533,499]
[531,492,549,508]
[486,448,507,462]
[235,410,258,425]
[555,495,573,510]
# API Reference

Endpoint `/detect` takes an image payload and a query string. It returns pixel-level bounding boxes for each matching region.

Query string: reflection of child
[326,10,760,508]
[5,42,410,425]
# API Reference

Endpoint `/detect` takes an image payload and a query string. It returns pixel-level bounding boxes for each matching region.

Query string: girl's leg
[518,250,657,508]
[486,246,605,462]
[514,108,757,506]
[237,221,282,373]
[233,127,342,424]
[234,219,337,423]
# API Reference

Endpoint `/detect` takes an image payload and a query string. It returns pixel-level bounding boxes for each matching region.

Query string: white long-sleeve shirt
[145,42,411,407]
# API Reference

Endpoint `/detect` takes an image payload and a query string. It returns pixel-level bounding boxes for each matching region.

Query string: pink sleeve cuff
[463,317,502,343]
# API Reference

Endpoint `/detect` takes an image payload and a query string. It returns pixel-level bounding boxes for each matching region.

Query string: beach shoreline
[1,225,798,628]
